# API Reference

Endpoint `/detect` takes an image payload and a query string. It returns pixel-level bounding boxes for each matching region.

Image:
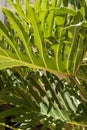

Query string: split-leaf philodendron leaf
[0,0,87,80]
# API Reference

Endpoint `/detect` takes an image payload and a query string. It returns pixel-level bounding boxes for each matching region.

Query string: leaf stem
[0,123,22,130]
[71,76,87,102]
[67,121,87,127]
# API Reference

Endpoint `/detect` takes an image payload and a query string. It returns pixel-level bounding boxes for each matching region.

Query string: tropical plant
[0,0,87,130]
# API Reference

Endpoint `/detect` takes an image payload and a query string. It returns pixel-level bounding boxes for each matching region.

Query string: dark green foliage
[0,68,87,129]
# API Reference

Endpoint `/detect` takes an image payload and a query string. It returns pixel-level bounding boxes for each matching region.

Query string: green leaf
[12,112,39,123]
[67,26,80,73]
[0,95,24,106]
[77,65,87,81]
[0,0,86,76]
[0,107,25,118]
[2,8,34,63]
[24,1,46,66]
[64,92,77,112]
[55,120,64,130]
[0,21,20,59]
[46,0,57,37]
